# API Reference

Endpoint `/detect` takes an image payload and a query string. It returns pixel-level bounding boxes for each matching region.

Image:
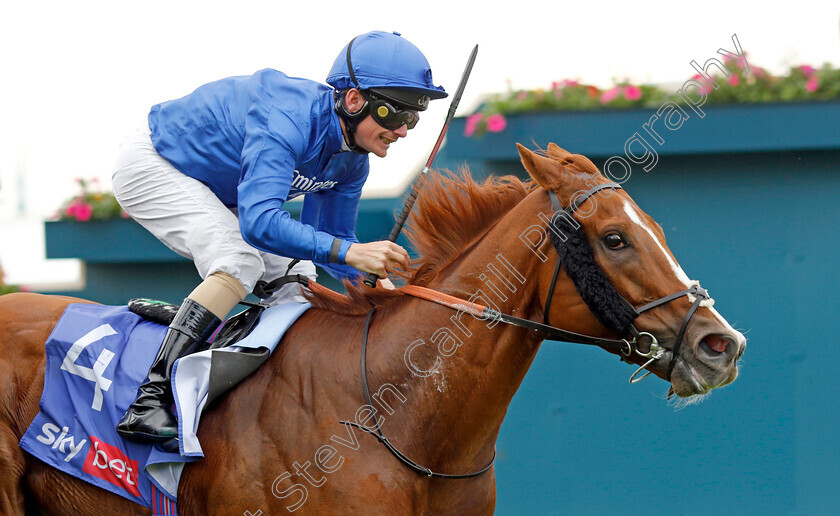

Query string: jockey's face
[355,114,408,158]
[342,89,409,158]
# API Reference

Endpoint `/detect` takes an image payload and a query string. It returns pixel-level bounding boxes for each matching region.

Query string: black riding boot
[116,298,220,443]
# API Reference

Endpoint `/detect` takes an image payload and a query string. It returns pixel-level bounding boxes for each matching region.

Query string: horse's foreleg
[0,424,26,515]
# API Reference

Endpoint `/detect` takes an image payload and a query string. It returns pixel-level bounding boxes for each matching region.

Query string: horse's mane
[306,168,532,315]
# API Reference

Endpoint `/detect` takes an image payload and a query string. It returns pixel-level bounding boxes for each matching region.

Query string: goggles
[361,90,420,130]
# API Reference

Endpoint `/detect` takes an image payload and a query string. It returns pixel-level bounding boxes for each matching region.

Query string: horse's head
[518,143,745,398]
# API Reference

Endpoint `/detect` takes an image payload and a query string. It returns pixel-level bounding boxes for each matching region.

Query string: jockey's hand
[345,241,409,278]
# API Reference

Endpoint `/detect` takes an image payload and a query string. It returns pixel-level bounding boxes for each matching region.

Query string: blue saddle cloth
[19,301,309,512]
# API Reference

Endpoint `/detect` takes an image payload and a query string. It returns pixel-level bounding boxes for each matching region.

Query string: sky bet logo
[36,423,87,462]
[36,423,140,497]
[83,436,141,497]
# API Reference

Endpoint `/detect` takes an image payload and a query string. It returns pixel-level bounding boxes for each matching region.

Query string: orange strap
[399,285,487,318]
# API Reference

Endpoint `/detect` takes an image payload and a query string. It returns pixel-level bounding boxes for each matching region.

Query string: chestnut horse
[0,143,745,515]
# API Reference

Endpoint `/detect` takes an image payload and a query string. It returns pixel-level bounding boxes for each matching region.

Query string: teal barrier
[41,101,840,513]
[436,104,840,514]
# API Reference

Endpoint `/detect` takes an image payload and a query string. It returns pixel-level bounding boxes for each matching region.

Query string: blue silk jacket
[148,68,368,281]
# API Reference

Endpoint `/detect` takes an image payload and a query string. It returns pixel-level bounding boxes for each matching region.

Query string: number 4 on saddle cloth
[19,299,310,513]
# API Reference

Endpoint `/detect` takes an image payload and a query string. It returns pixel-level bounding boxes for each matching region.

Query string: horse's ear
[547,143,572,161]
[517,144,561,189]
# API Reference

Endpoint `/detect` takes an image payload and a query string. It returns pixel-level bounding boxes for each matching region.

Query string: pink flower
[690,74,714,95]
[600,86,621,104]
[485,114,507,133]
[728,75,740,86]
[806,76,819,93]
[65,199,93,221]
[464,113,483,137]
[516,91,528,101]
[799,65,815,76]
[74,202,93,221]
[623,85,642,101]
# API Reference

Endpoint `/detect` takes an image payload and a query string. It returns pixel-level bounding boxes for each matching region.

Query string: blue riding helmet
[329,31,447,153]
[327,31,448,101]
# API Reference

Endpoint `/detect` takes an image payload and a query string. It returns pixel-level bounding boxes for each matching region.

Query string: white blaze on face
[708,304,740,335]
[622,200,692,288]
[620,200,746,354]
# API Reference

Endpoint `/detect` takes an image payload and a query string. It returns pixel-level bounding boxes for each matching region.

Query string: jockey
[113,31,447,444]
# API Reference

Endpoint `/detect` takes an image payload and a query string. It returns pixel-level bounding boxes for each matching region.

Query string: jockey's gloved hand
[345,241,409,278]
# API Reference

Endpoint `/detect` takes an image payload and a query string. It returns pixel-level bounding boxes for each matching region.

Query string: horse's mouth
[671,358,714,396]
[635,331,743,397]
[668,332,744,397]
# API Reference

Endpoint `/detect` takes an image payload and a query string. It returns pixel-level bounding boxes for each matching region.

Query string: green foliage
[0,284,20,295]
[465,60,840,137]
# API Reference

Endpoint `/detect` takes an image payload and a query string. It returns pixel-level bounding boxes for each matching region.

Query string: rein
[341,307,496,479]
[541,184,712,382]
[277,183,712,480]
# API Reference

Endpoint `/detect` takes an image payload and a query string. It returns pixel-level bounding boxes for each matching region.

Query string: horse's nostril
[701,335,728,355]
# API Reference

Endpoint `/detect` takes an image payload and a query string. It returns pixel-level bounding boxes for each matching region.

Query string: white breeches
[111,125,315,305]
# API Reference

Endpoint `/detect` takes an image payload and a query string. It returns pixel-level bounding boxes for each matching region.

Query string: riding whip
[364,44,479,287]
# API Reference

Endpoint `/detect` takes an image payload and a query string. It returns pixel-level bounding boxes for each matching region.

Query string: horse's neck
[376,192,562,473]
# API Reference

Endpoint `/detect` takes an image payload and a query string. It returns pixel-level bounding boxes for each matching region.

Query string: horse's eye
[604,233,626,250]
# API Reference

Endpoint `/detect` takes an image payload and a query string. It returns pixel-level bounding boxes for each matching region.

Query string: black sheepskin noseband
[548,212,638,332]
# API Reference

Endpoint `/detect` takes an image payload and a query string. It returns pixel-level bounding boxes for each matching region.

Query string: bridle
[540,182,712,382]
[341,182,712,479]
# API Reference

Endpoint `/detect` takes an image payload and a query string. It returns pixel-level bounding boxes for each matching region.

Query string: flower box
[438,101,840,170]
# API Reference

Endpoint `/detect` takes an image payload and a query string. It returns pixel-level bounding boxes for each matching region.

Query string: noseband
[542,183,711,382]
[344,182,712,480]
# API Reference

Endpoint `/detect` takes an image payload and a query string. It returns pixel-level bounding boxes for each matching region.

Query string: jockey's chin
[356,117,408,158]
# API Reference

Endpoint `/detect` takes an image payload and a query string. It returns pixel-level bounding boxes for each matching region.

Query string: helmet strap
[333,36,370,154]
[334,90,370,154]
